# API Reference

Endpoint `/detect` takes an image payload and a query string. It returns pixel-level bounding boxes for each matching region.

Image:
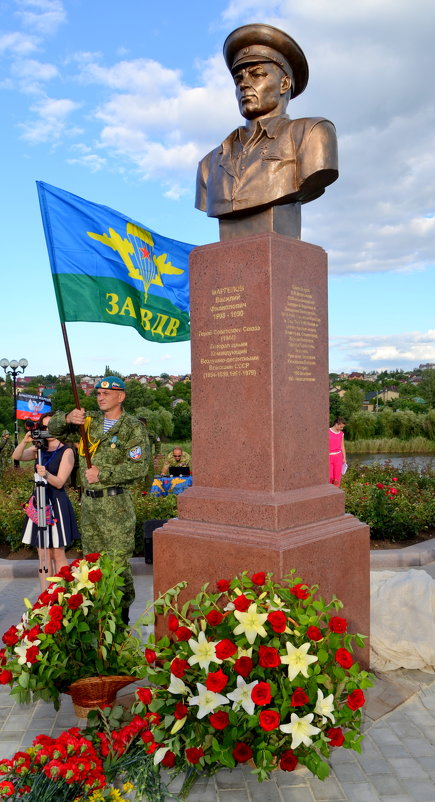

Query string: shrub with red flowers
[0,553,146,709]
[127,570,374,798]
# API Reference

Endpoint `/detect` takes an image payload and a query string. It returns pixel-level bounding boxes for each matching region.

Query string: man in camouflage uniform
[0,430,13,478]
[48,377,150,623]
[161,446,191,476]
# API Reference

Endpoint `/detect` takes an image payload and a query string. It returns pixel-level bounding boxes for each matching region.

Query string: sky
[1,0,434,379]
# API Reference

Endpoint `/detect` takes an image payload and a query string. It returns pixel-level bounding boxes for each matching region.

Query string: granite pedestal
[153,234,369,661]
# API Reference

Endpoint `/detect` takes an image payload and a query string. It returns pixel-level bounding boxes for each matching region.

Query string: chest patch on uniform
[129,446,142,460]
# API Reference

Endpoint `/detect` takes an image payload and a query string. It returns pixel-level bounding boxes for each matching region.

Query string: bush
[342,462,434,541]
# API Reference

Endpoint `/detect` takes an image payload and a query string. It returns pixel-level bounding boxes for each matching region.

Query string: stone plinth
[153,234,370,663]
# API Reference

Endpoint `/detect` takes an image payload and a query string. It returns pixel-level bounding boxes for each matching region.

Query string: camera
[24,419,51,449]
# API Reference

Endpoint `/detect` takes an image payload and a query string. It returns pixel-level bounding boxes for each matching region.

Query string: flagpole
[60,322,92,469]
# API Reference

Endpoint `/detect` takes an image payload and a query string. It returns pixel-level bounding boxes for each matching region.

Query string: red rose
[206,669,229,692]
[232,742,253,763]
[56,566,74,582]
[258,645,280,668]
[161,750,176,768]
[215,639,237,660]
[167,614,179,632]
[376,483,384,489]
[141,731,154,744]
[88,569,102,583]
[251,572,266,585]
[137,688,153,705]
[267,610,287,633]
[67,593,84,611]
[145,648,156,664]
[26,625,41,642]
[216,579,230,592]
[233,594,251,612]
[0,650,6,666]
[327,727,345,746]
[170,658,188,678]
[49,605,63,621]
[392,477,398,481]
[234,656,253,677]
[289,583,310,600]
[25,646,39,664]
[259,709,280,731]
[84,552,100,562]
[44,620,61,635]
[175,627,191,641]
[205,610,224,626]
[185,747,204,765]
[280,749,298,772]
[291,688,309,707]
[0,670,12,685]
[251,682,272,706]
[306,626,323,641]
[347,689,365,710]
[2,627,18,647]
[328,616,347,633]
[209,711,230,730]
[174,702,188,720]
[335,648,353,668]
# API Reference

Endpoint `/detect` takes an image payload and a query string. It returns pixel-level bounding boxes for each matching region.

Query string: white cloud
[331,330,435,371]
[0,32,39,56]
[15,0,66,36]
[20,96,81,142]
[133,356,152,366]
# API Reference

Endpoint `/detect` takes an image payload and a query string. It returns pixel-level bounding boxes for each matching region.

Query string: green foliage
[345,409,435,442]
[172,401,192,440]
[343,462,434,541]
[419,369,435,407]
[341,385,364,419]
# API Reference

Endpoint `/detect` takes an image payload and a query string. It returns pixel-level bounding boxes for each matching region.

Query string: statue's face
[233,61,290,120]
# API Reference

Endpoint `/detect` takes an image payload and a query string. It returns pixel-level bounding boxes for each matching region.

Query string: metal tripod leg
[35,447,49,589]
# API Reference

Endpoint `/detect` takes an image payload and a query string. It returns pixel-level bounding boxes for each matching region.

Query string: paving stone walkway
[0,554,434,802]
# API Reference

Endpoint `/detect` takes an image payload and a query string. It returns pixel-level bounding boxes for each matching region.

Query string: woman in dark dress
[12,412,80,587]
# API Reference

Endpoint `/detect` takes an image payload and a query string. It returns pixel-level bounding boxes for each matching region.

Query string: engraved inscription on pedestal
[282,284,320,384]
[198,283,261,380]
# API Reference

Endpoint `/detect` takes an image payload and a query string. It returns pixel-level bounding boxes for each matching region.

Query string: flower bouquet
[130,570,374,797]
[0,553,146,710]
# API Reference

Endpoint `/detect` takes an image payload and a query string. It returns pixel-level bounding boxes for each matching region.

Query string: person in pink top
[329,417,346,486]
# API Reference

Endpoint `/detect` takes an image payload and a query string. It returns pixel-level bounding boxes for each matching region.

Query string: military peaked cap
[223,23,309,98]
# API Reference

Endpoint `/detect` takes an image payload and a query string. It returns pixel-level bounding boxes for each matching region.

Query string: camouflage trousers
[80,490,136,609]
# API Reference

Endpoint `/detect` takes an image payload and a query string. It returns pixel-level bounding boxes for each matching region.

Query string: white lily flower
[153,747,169,765]
[168,675,188,695]
[188,631,222,671]
[188,683,229,719]
[170,716,186,734]
[71,561,96,590]
[280,642,318,681]
[280,712,321,749]
[233,603,268,645]
[226,675,259,715]
[314,689,335,724]
[237,647,253,658]
[14,640,39,667]
[224,602,235,611]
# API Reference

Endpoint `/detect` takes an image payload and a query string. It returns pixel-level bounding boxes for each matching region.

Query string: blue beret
[95,376,126,390]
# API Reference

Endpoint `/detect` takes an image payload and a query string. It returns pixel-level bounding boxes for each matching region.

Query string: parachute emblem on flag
[87,223,185,306]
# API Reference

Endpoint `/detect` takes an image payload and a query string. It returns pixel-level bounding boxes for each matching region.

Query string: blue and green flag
[37,181,193,342]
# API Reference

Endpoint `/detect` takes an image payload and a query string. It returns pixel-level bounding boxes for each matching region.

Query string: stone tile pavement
[0,547,434,802]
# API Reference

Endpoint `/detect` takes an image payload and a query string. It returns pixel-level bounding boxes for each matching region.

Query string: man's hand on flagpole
[66,408,86,425]
[85,465,100,484]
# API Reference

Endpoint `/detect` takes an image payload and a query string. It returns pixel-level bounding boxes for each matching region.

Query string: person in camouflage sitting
[161,446,191,476]
[48,377,150,624]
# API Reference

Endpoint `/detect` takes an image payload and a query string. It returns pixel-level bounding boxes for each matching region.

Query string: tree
[341,384,364,420]
[104,366,124,379]
[329,393,343,424]
[171,380,191,403]
[172,401,191,441]
[419,369,435,408]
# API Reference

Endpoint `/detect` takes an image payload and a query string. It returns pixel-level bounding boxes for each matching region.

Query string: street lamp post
[0,358,28,468]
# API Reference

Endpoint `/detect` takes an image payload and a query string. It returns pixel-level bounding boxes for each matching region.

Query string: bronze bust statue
[195,23,338,240]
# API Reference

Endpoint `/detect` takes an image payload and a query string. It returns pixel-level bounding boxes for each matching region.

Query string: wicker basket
[67,675,134,718]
